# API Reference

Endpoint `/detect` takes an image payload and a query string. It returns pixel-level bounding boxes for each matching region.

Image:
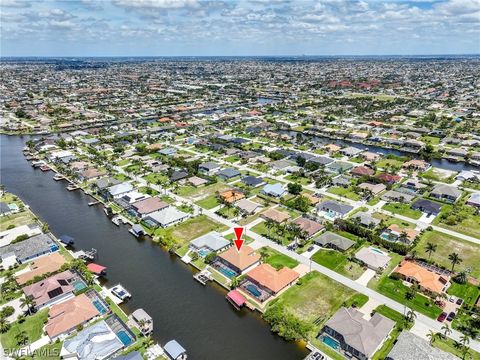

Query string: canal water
[280,130,478,172]
[0,135,307,360]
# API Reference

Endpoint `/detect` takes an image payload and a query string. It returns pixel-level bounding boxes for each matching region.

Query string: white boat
[53,174,64,181]
[110,284,131,301]
[66,184,79,191]
[112,216,120,226]
[31,160,46,168]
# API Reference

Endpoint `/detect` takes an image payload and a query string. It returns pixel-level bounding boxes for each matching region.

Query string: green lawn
[143,173,169,185]
[414,230,480,279]
[154,215,228,246]
[195,195,220,209]
[434,337,480,360]
[382,202,422,219]
[421,168,456,184]
[262,247,299,270]
[311,249,365,280]
[266,271,367,333]
[0,211,36,231]
[376,158,404,169]
[1,309,49,349]
[251,221,292,246]
[23,341,63,360]
[284,175,311,185]
[447,282,480,306]
[327,186,362,201]
[372,276,442,319]
[434,204,480,239]
[372,213,416,228]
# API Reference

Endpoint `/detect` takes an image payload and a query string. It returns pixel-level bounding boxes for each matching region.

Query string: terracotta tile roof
[16,252,67,285]
[131,197,169,215]
[246,263,299,294]
[292,217,324,237]
[387,224,418,242]
[219,189,245,203]
[218,245,261,271]
[394,260,449,294]
[46,294,100,338]
[261,208,290,223]
[23,270,75,308]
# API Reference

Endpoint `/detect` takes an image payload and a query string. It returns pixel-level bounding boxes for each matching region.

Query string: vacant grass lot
[1,309,48,349]
[415,230,480,279]
[269,271,368,332]
[175,182,230,199]
[154,215,228,246]
[434,204,480,239]
[372,213,416,228]
[311,249,365,280]
[195,195,220,209]
[327,186,362,201]
[376,158,404,169]
[262,247,299,270]
[0,211,36,231]
[251,221,292,246]
[382,202,422,219]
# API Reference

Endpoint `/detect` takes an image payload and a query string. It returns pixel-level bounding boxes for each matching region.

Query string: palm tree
[448,252,463,272]
[406,308,417,324]
[230,277,239,289]
[0,317,10,333]
[20,295,34,316]
[404,288,415,316]
[427,330,438,345]
[460,334,470,347]
[265,218,275,239]
[441,323,452,339]
[425,242,437,260]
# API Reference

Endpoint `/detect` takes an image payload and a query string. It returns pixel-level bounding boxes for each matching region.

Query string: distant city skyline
[1,0,479,57]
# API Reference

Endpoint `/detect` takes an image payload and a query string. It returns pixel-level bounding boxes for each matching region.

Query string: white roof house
[146,207,190,228]
[108,182,134,198]
[354,247,391,271]
[190,231,230,253]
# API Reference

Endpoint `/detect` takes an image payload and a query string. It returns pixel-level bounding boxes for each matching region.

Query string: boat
[164,340,187,360]
[112,216,121,226]
[53,174,64,181]
[110,284,131,301]
[129,224,145,238]
[40,165,51,172]
[58,234,75,246]
[31,160,46,168]
[66,184,79,191]
[88,200,100,206]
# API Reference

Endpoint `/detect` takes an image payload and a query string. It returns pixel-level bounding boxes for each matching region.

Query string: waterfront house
[130,308,153,336]
[78,168,107,181]
[23,270,77,310]
[190,231,230,255]
[456,170,480,182]
[0,223,42,248]
[217,168,241,180]
[387,331,458,360]
[393,260,450,296]
[242,263,299,301]
[108,182,134,199]
[46,293,101,339]
[262,183,286,197]
[292,217,324,239]
[198,161,221,175]
[130,197,169,218]
[145,207,190,228]
[341,146,364,157]
[215,245,261,275]
[319,307,394,360]
[15,252,66,286]
[430,184,462,203]
[0,233,59,264]
[164,340,187,360]
[314,232,355,252]
[316,200,354,220]
[354,247,390,271]
[411,199,442,216]
[0,202,16,217]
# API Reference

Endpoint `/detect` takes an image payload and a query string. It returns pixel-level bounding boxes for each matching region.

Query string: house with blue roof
[262,183,286,197]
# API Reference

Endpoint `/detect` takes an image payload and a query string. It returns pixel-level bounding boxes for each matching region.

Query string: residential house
[145,207,190,228]
[430,184,462,203]
[198,162,221,176]
[387,331,458,360]
[402,159,430,172]
[23,270,77,310]
[241,176,265,188]
[46,293,101,339]
[341,146,364,157]
[354,247,391,271]
[243,263,299,299]
[377,173,402,184]
[235,199,262,215]
[170,170,189,182]
[108,182,134,199]
[0,233,59,264]
[188,176,208,187]
[350,211,380,228]
[158,147,177,156]
[219,189,245,204]
[319,307,394,360]
[130,197,169,218]
[16,252,66,286]
[215,245,261,275]
[393,260,450,296]
[467,193,480,208]
[262,183,286,197]
[358,183,386,195]
[351,166,375,177]
[292,217,324,239]
[381,224,418,244]
[381,190,415,203]
[217,168,241,180]
[314,232,355,252]
[316,200,354,220]
[190,231,230,255]
[411,199,442,216]
[261,208,290,223]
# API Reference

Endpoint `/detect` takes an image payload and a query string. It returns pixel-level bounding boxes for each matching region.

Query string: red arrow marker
[233,227,245,251]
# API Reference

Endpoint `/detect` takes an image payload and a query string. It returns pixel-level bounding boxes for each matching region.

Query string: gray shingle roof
[387,331,458,360]
[314,231,355,251]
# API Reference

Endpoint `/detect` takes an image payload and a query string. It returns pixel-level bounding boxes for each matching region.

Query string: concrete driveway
[355,268,376,286]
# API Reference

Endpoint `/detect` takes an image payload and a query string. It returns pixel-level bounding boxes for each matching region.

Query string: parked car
[437,312,448,322]
[308,246,315,252]
[456,298,463,306]
[447,312,456,322]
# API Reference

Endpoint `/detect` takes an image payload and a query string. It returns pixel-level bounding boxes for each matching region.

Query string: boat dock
[72,248,97,261]
[193,269,212,285]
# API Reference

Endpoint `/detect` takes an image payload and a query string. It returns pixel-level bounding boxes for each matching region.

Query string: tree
[0,317,10,333]
[20,295,34,316]
[15,330,28,346]
[454,271,467,284]
[287,182,302,195]
[406,308,417,324]
[448,252,463,272]
[425,242,437,260]
[404,288,415,316]
[441,323,452,339]
[265,218,275,238]
[230,277,239,289]
[427,330,438,345]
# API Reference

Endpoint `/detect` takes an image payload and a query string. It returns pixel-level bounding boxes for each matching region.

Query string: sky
[1,0,479,57]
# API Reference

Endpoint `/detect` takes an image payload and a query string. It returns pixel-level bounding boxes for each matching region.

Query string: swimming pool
[322,336,340,350]
[198,248,210,257]
[116,330,133,346]
[92,299,108,314]
[246,284,261,297]
[218,267,236,278]
[71,279,87,292]
[370,247,384,255]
